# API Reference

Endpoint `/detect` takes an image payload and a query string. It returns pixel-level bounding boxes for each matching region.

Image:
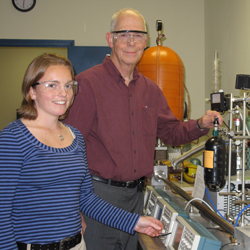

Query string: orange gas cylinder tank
[137,22,184,121]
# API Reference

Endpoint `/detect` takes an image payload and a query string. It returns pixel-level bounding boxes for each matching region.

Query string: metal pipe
[171,142,206,169]
[233,200,250,205]
[233,97,244,102]
[156,174,235,235]
[232,96,250,103]
[227,94,233,218]
[219,192,238,196]
[233,136,250,140]
[241,93,246,225]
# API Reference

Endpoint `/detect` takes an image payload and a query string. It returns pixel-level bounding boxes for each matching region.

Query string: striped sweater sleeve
[0,125,23,250]
[79,170,140,234]
[74,129,141,235]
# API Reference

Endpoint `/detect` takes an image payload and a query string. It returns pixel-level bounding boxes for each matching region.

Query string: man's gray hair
[110,8,147,32]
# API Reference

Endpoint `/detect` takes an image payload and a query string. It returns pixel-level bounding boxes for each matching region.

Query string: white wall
[0,0,206,120]
[205,0,250,111]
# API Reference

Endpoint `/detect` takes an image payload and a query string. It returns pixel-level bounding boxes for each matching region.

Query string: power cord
[205,187,232,224]
[184,197,215,212]
[235,204,250,227]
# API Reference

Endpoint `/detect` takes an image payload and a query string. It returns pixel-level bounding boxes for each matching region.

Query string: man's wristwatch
[197,119,204,131]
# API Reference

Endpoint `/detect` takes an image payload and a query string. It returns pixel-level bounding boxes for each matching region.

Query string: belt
[92,174,145,190]
[17,232,81,250]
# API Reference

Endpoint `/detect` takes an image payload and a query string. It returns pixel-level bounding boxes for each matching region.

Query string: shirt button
[134,150,136,153]
[134,170,137,173]
[133,131,135,134]
[130,94,133,97]
[132,112,134,116]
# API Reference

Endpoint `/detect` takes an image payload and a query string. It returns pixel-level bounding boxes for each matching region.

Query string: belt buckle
[126,181,134,188]
[59,235,72,250]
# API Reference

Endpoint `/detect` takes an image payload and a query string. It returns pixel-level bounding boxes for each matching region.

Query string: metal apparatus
[208,73,250,224]
[150,74,250,250]
[165,74,250,228]
[153,138,168,187]
[154,174,235,235]
[204,173,250,223]
[142,42,250,248]
[171,143,206,169]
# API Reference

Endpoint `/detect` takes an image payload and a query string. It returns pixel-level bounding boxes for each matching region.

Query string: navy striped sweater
[0,119,140,250]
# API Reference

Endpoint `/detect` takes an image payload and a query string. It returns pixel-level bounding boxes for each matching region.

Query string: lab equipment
[167,216,221,250]
[143,186,171,216]
[154,197,189,247]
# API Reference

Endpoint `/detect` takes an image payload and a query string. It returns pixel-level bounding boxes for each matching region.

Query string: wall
[205,0,250,113]
[0,0,206,129]
[0,47,67,130]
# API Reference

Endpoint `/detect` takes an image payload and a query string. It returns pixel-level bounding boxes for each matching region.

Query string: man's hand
[198,110,223,129]
[134,216,164,237]
[80,213,87,235]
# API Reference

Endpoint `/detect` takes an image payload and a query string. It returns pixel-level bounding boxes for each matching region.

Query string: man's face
[107,12,148,71]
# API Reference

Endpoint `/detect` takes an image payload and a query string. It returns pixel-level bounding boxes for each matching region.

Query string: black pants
[83,179,144,250]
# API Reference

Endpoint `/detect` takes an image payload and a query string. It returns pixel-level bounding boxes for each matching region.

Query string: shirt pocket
[141,107,157,136]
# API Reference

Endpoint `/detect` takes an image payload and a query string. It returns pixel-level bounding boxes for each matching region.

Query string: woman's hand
[134,216,164,237]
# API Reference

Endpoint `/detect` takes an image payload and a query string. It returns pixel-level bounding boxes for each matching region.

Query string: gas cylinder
[137,20,184,121]
[204,117,226,192]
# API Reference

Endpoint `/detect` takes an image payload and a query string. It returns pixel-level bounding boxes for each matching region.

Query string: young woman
[0,53,163,250]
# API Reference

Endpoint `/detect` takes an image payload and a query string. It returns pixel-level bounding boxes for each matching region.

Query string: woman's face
[29,65,74,119]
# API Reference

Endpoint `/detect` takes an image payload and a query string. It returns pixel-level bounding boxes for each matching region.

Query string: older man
[64,8,222,250]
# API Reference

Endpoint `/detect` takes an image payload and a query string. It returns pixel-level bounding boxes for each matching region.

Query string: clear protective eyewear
[111,30,147,43]
[32,80,78,94]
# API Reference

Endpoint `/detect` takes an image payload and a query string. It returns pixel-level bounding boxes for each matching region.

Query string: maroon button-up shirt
[64,56,208,182]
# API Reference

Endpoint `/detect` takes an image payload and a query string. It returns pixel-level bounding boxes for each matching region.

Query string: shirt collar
[103,55,140,83]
